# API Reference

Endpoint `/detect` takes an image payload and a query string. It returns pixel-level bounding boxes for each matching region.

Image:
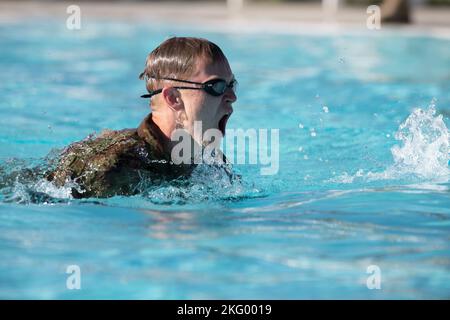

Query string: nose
[223,87,237,104]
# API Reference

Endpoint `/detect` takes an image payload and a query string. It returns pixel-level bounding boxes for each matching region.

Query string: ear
[162,87,184,113]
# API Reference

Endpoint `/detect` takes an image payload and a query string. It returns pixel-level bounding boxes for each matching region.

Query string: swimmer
[46,37,237,198]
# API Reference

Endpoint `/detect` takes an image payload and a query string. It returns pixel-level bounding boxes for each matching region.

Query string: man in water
[46,37,237,198]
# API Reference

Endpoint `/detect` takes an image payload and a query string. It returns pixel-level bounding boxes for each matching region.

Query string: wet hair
[139,37,228,95]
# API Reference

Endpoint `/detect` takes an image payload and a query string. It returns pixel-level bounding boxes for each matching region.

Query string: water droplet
[298,146,303,152]
[298,123,304,129]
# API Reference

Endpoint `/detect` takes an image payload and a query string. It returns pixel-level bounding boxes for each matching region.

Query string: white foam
[330,101,449,184]
[140,162,262,205]
[2,176,83,204]
[32,178,77,199]
[390,102,449,179]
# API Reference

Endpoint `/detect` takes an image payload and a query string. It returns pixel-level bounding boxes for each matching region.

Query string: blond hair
[139,37,227,96]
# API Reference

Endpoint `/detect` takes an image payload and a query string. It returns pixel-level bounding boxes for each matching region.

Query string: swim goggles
[141,76,238,98]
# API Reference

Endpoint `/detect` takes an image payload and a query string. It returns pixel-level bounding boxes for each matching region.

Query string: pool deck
[1,1,450,37]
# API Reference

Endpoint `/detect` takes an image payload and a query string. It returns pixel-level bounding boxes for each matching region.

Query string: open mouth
[218,114,230,136]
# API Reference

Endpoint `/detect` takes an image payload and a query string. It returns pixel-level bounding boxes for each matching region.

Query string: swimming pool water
[0,20,449,299]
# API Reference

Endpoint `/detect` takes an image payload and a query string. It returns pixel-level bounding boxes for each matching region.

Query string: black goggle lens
[205,79,237,96]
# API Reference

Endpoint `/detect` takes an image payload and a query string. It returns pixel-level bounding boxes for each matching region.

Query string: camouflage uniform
[46,114,194,198]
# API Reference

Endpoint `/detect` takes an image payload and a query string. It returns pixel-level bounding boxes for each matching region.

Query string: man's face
[179,58,236,144]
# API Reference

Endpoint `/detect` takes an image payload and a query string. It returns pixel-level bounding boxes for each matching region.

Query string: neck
[150,109,220,163]
[150,109,178,155]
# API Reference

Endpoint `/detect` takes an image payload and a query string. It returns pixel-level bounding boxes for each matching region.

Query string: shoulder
[75,128,140,150]
[48,129,144,184]
[59,128,145,160]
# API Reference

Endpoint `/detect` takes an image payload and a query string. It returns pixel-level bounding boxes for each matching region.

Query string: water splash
[2,178,78,204]
[0,154,80,204]
[0,153,263,205]
[139,163,264,205]
[330,102,449,184]
[390,102,449,178]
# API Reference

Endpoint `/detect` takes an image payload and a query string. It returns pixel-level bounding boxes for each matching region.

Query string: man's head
[139,37,237,145]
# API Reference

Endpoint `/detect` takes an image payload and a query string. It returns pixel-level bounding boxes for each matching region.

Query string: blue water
[1,19,450,299]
